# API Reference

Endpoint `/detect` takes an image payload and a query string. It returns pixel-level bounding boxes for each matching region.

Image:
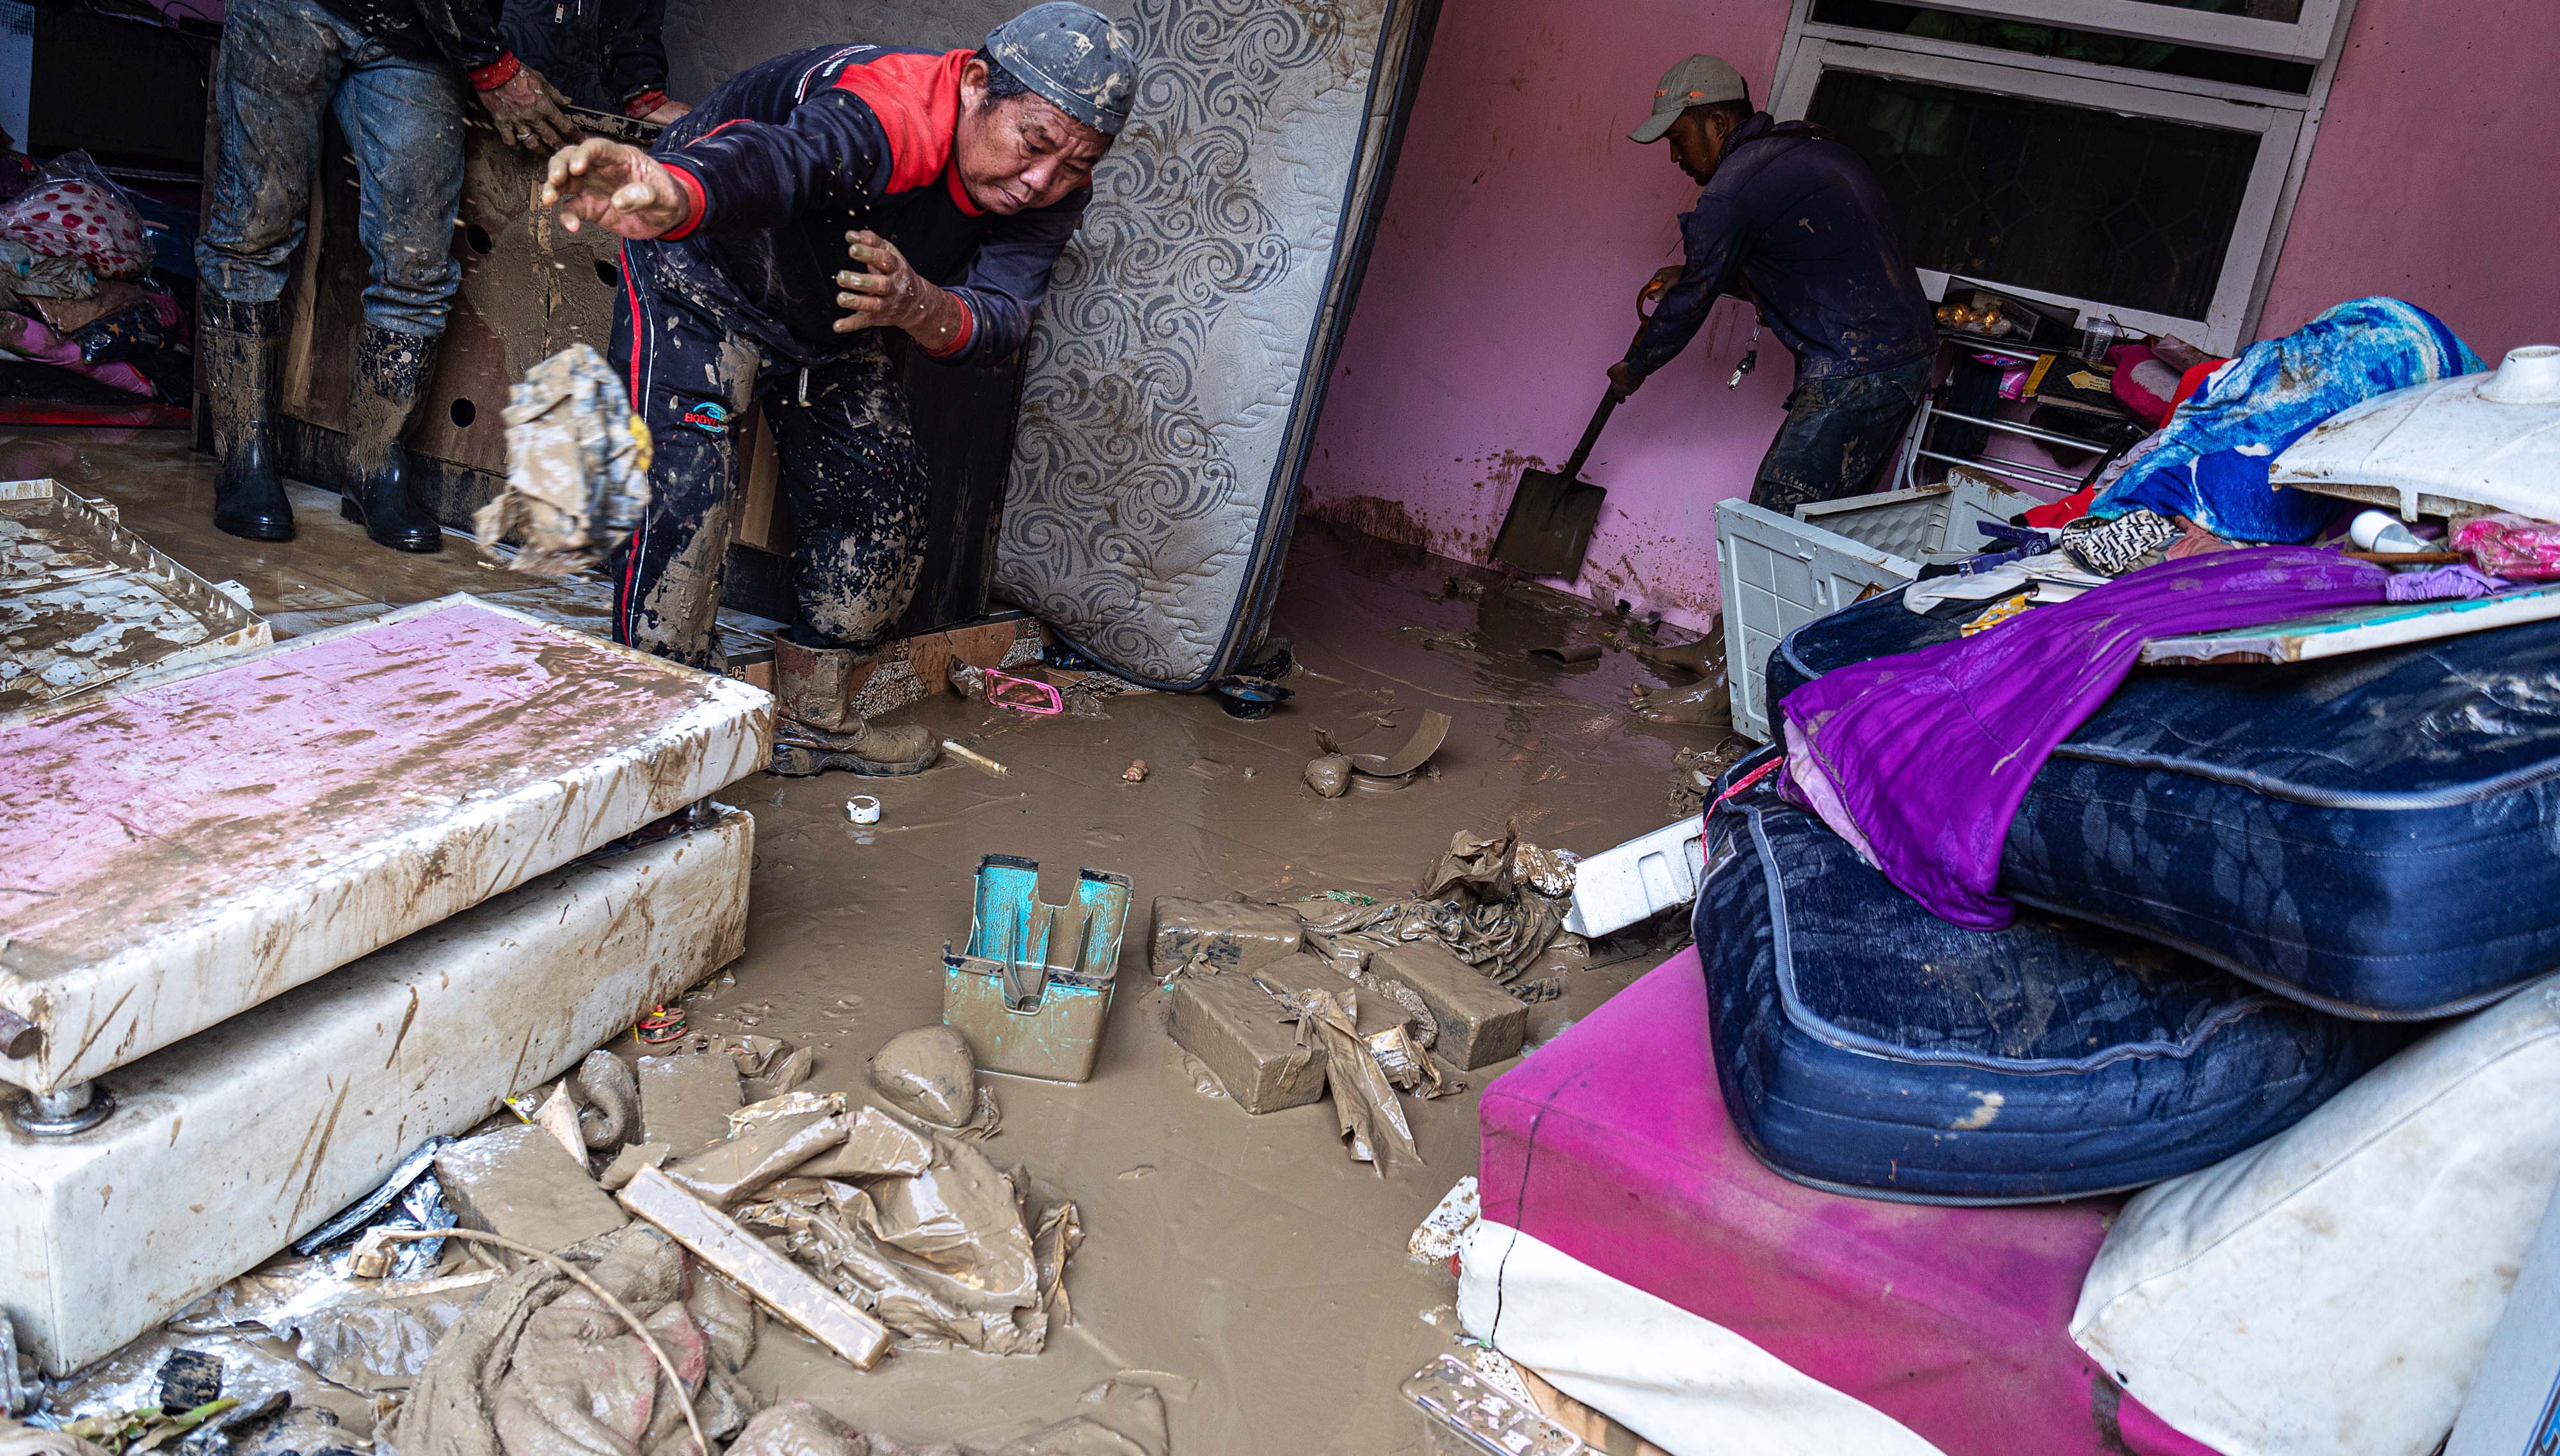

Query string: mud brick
[433,1124,627,1254]
[1366,941,1528,1070]
[1168,953,1368,1113]
[1149,897,1304,976]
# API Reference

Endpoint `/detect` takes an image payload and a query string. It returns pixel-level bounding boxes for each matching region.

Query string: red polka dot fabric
[0,158,152,280]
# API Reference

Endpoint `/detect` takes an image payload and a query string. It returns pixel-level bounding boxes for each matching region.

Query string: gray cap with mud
[1629,54,1748,144]
[985,3,1139,137]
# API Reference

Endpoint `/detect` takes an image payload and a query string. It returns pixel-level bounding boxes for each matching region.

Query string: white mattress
[993,0,1432,685]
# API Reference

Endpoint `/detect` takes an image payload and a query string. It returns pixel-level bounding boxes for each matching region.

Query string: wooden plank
[2141,583,2560,666]
[618,1165,892,1370]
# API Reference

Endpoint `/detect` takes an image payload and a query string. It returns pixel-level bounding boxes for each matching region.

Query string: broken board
[0,806,752,1374]
[0,594,772,1095]
[2140,582,2560,665]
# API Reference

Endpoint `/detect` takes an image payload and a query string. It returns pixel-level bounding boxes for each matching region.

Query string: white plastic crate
[1718,474,2040,742]
[1563,818,1708,939]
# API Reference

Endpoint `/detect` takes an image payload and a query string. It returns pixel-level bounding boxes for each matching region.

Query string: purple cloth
[1782,548,2391,930]
[2384,563,2508,602]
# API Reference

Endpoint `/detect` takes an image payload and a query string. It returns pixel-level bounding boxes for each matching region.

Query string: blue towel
[2090,297,2484,542]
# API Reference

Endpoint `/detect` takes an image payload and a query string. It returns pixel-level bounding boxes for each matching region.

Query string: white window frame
[1911,0,2347,63]
[1772,0,2360,355]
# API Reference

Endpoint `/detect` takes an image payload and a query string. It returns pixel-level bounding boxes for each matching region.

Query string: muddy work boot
[769,635,938,776]
[200,296,293,542]
[340,324,446,553]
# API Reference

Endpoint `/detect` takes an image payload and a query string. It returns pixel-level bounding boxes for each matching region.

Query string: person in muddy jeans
[499,0,688,123]
[1604,56,1938,514]
[198,0,577,550]
[537,3,1135,777]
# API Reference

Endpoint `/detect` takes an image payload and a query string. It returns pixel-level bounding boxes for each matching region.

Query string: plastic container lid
[2274,346,2560,522]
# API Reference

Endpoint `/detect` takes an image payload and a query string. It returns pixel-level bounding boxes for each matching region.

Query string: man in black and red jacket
[198,0,581,553]
[542,2,1136,777]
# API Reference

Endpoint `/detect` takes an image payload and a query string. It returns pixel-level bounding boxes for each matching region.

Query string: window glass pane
[2132,0,2305,22]
[1807,1,2315,92]
[1806,70,2260,321]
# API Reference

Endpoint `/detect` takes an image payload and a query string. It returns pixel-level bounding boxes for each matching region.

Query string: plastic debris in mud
[1403,1354,1589,1456]
[478,343,653,577]
[1409,1177,1481,1266]
[845,794,881,824]
[1310,709,1451,796]
[1122,759,1148,783]
[291,1137,455,1281]
[1267,979,1425,1175]
[1296,822,1581,985]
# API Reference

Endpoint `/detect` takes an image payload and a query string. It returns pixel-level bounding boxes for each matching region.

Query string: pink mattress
[1477,950,2218,1456]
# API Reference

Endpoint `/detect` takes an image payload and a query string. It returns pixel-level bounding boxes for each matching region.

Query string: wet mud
[43,433,1725,1452]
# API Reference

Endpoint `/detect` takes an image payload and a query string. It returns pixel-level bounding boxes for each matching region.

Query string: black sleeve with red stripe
[934,195,1088,366]
[655,92,893,240]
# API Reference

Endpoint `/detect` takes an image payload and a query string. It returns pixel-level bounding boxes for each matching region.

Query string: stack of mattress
[1468,585,2560,1451]
[1689,584,2560,1202]
[0,595,771,1372]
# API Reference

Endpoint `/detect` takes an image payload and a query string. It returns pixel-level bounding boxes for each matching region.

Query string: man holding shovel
[1607,55,1935,513]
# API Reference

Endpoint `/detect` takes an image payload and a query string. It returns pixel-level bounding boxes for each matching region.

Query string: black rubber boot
[200,296,293,543]
[340,324,445,554]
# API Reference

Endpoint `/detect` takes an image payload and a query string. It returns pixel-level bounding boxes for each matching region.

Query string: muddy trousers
[1748,355,1933,515]
[195,0,465,334]
[607,259,930,670]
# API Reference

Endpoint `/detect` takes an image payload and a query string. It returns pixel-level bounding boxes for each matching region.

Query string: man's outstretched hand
[835,230,968,351]
[544,140,691,240]
[479,67,578,152]
[1606,362,1643,399]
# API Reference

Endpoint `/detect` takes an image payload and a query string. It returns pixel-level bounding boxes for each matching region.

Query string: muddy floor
[16,426,1722,1453]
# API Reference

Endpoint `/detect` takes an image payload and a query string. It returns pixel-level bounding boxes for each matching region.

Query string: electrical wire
[355,1227,712,1456]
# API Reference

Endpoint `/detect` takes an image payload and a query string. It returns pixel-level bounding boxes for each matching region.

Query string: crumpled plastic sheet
[1280,986,1424,1176]
[291,1139,455,1282]
[734,1117,1080,1357]
[726,1036,815,1105]
[1297,824,1578,985]
[479,344,652,577]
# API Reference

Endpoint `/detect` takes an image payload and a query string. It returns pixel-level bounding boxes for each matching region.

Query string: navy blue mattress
[1695,760,2409,1204]
[1766,589,2560,1020]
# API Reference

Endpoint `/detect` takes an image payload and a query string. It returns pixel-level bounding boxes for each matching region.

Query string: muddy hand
[833,230,932,334]
[479,66,578,152]
[543,139,690,240]
[1607,361,1643,399]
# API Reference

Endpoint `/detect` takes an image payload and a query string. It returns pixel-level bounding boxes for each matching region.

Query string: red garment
[829,48,976,196]
[2169,358,2225,415]
[2023,485,2095,529]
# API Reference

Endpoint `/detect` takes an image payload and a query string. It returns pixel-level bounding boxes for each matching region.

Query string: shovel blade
[1490,467,1606,579]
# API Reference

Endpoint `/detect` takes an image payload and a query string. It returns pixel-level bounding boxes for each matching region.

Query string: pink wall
[1306,0,2560,630]
[1304,3,1793,628]
[2256,0,2560,363]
